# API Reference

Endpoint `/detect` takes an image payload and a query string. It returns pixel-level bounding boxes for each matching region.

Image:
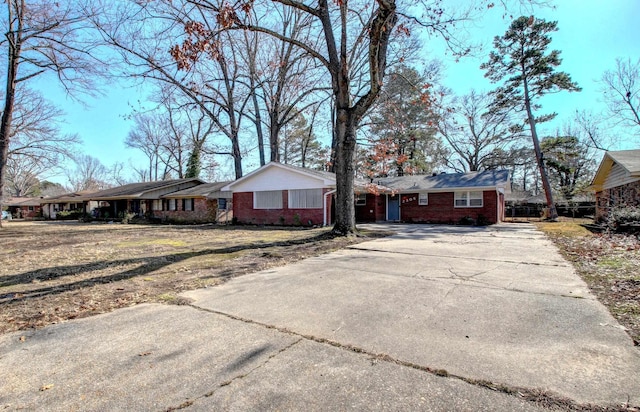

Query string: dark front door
[387,195,400,221]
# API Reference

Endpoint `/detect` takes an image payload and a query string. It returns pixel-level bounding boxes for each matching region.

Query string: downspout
[324,189,336,227]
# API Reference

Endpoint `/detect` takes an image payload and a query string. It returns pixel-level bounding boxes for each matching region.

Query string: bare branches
[601,57,640,136]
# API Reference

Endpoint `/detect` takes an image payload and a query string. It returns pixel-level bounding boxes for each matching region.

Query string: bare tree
[67,154,110,191]
[125,113,168,181]
[437,89,523,172]
[4,155,40,196]
[0,0,103,227]
[601,57,640,139]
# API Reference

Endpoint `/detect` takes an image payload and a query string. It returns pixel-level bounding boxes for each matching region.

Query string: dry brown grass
[535,218,640,345]
[0,221,382,334]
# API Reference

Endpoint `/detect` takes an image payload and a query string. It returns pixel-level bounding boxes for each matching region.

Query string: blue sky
[36,0,639,185]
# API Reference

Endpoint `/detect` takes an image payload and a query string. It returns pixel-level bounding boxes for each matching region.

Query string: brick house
[358,170,510,225]
[4,197,43,219]
[591,149,640,221]
[88,179,205,219]
[222,162,335,226]
[223,162,510,226]
[155,182,233,223]
[41,191,98,219]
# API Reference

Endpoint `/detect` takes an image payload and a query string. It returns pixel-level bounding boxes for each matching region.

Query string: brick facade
[153,198,229,223]
[595,180,640,221]
[235,189,502,226]
[399,191,499,224]
[353,191,501,224]
[233,190,331,226]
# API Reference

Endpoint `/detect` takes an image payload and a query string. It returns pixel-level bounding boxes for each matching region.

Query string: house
[591,149,640,221]
[366,170,510,225]
[156,182,233,223]
[40,191,97,219]
[222,162,510,226]
[4,197,42,219]
[87,179,205,219]
[222,162,336,226]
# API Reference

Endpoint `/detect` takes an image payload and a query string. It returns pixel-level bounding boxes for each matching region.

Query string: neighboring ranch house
[223,162,510,226]
[591,149,640,221]
[4,197,43,219]
[40,191,98,219]
[88,179,204,219]
[156,182,233,223]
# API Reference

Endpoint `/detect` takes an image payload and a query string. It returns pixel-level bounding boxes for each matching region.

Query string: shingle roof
[162,182,233,199]
[88,179,203,200]
[375,170,510,192]
[607,149,640,174]
[4,197,42,207]
[41,191,96,204]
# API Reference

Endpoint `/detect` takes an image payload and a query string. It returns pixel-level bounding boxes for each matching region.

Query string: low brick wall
[153,198,226,223]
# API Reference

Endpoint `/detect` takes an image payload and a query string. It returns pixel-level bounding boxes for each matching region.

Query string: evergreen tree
[365,65,442,177]
[481,16,581,220]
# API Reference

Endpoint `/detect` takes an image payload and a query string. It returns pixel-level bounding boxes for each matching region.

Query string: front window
[254,190,283,209]
[289,189,322,209]
[183,198,193,211]
[418,193,428,206]
[356,193,367,206]
[455,191,483,207]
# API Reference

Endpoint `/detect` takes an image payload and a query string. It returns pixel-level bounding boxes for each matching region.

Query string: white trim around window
[418,193,428,206]
[454,190,483,208]
[254,190,283,209]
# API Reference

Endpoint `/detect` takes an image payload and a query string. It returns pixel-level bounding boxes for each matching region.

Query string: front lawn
[0,221,378,334]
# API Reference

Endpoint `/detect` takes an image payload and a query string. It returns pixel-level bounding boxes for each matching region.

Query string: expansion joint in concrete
[182,303,631,412]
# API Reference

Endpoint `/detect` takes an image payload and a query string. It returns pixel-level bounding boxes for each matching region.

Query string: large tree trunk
[0,1,22,229]
[332,107,358,235]
[523,79,558,220]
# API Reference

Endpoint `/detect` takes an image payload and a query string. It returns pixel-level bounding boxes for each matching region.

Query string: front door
[387,194,400,221]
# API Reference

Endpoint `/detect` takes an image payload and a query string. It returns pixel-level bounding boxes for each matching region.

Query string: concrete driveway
[1,223,639,411]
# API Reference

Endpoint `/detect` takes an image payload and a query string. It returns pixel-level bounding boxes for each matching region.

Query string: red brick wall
[595,180,640,221]
[234,190,328,226]
[153,198,224,223]
[399,191,499,224]
[355,194,385,222]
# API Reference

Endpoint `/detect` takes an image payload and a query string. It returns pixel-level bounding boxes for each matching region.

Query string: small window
[355,193,367,206]
[254,191,283,209]
[418,193,428,206]
[169,199,177,211]
[153,200,162,211]
[218,198,227,210]
[454,191,483,208]
[28,206,34,211]
[289,189,322,209]
[183,198,193,211]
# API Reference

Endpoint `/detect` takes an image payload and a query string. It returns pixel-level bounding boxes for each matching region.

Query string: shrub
[607,205,640,233]
[458,216,475,225]
[56,210,83,220]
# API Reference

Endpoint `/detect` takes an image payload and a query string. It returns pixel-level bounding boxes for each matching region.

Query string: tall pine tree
[481,16,581,220]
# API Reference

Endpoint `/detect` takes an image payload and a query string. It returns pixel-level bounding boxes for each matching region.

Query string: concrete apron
[183,223,640,407]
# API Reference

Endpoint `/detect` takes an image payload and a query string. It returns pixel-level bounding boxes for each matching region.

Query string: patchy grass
[0,221,386,334]
[535,218,640,345]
